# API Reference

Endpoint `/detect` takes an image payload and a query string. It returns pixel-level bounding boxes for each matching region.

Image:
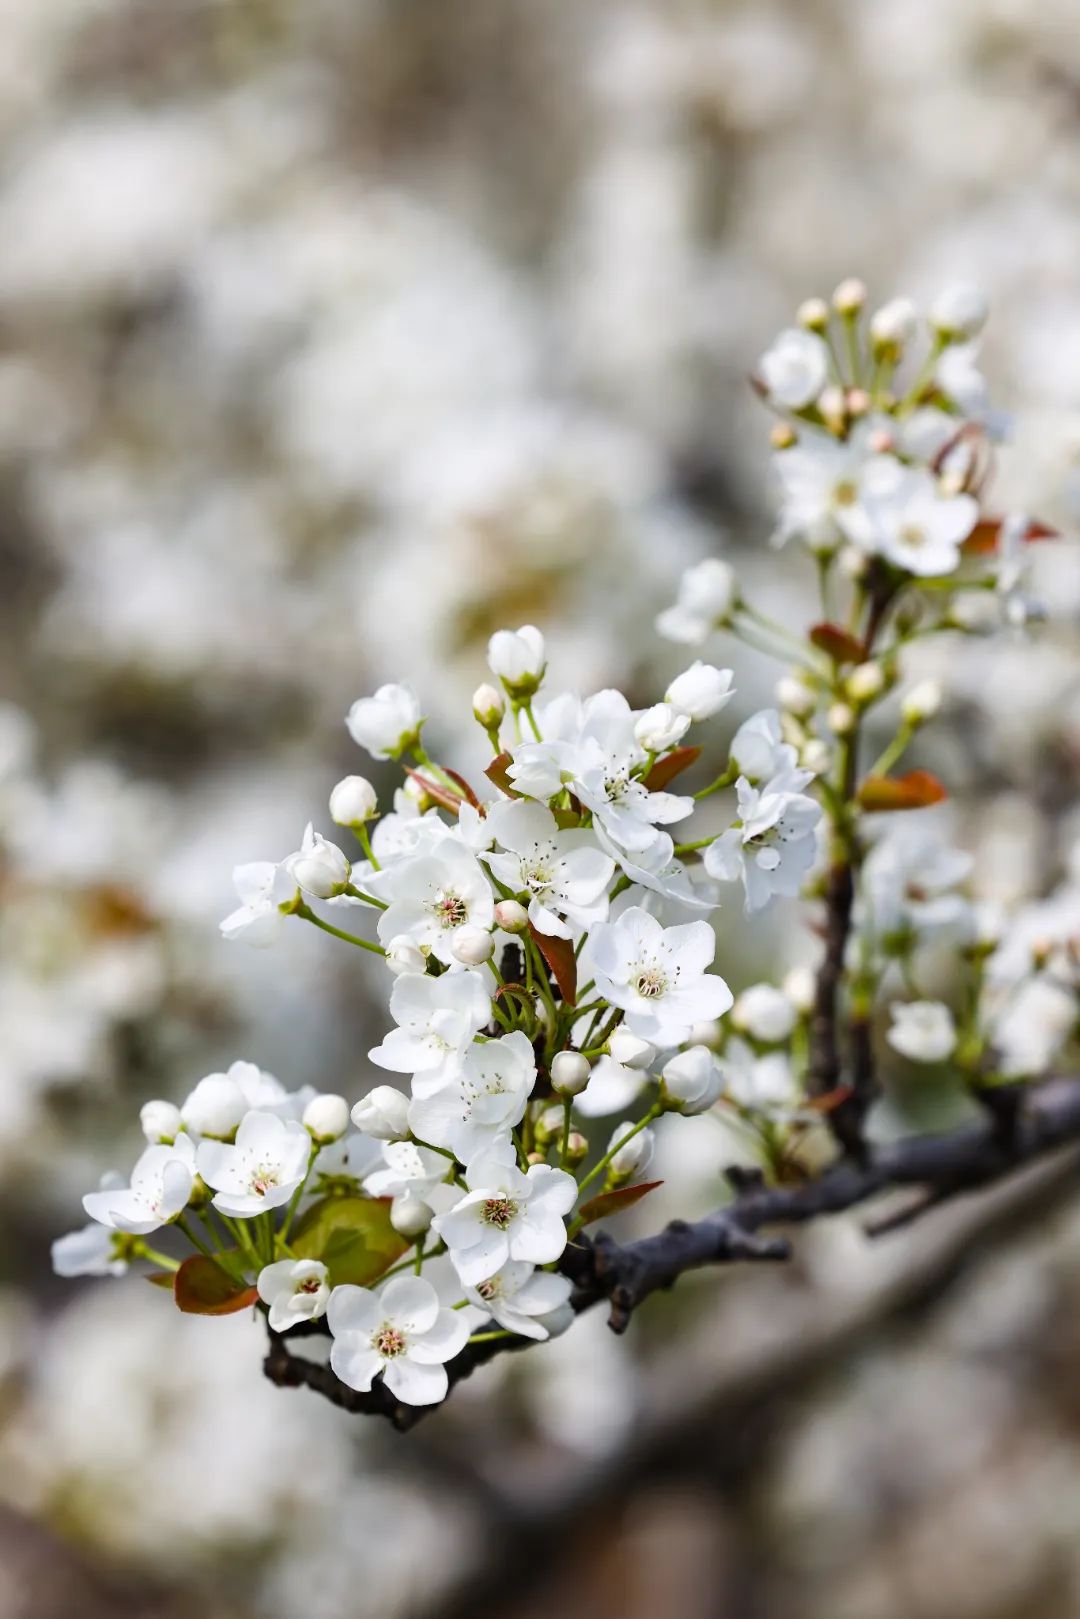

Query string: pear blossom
[384,935,427,975]
[487,624,546,698]
[83,1135,196,1235]
[656,558,738,644]
[181,1059,288,1140]
[660,1045,724,1114]
[860,465,978,577]
[139,1099,182,1144]
[364,1139,448,1210]
[368,970,491,1095]
[328,1276,471,1406]
[665,662,735,721]
[351,1085,411,1141]
[346,683,423,760]
[771,429,882,553]
[257,1259,331,1332]
[408,1030,537,1163]
[220,860,295,945]
[432,1141,577,1286]
[464,1261,573,1341]
[732,983,799,1044]
[329,775,378,827]
[197,1111,311,1218]
[721,1038,798,1111]
[858,824,973,948]
[285,822,351,899]
[729,709,799,783]
[705,768,822,913]
[483,800,614,938]
[606,1120,655,1179]
[757,327,829,408]
[585,906,733,1046]
[472,682,505,728]
[573,1053,650,1118]
[930,281,988,342]
[302,1093,350,1143]
[450,925,494,965]
[373,840,495,965]
[52,1223,130,1278]
[550,1050,591,1096]
[870,297,918,348]
[886,1001,957,1064]
[634,703,691,754]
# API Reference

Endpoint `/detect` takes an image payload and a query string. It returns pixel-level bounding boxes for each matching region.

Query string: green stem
[135,1242,180,1272]
[572,1105,662,1212]
[297,903,385,956]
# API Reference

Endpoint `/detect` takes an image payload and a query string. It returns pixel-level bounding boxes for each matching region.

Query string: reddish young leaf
[806,1084,855,1115]
[858,770,948,812]
[485,753,522,799]
[643,746,702,792]
[442,768,482,809]
[145,1270,175,1290]
[961,516,1058,556]
[577,1180,664,1227]
[528,923,577,1006]
[174,1256,258,1316]
[404,768,464,816]
[809,622,865,664]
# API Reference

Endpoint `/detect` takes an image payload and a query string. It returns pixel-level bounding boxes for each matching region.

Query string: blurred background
[1,1,1080,1616]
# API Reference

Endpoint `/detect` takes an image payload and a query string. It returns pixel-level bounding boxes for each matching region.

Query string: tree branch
[263,1072,1080,1426]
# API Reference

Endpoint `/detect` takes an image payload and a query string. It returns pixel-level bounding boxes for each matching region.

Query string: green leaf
[577,1180,663,1228]
[643,746,701,791]
[290,1195,410,1287]
[174,1256,258,1316]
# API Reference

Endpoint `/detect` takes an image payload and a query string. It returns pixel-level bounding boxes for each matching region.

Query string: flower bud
[796,297,830,332]
[534,1104,565,1146]
[564,1132,589,1166]
[828,701,856,736]
[832,277,867,316]
[732,984,798,1044]
[930,282,988,343]
[782,965,816,1014]
[286,825,350,899]
[607,1123,655,1181]
[666,662,735,721]
[385,934,427,975]
[551,1050,591,1097]
[846,388,871,417]
[758,328,829,409]
[390,1193,432,1238]
[494,899,529,933]
[609,1029,655,1069]
[303,1093,349,1143]
[901,678,943,727]
[329,775,378,828]
[634,702,691,754]
[401,774,431,810]
[140,1099,182,1144]
[451,924,494,965]
[472,682,506,730]
[686,1019,722,1049]
[660,1046,724,1115]
[818,385,847,432]
[845,661,886,704]
[770,422,797,450]
[777,675,816,717]
[801,738,830,775]
[351,1086,410,1142]
[870,296,918,351]
[181,1074,246,1140]
[487,625,546,700]
[346,683,422,761]
[837,543,869,580]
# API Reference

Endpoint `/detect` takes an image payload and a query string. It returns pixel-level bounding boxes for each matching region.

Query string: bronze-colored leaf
[643,746,702,791]
[577,1180,664,1227]
[174,1256,258,1316]
[485,753,522,799]
[528,924,577,1006]
[809,622,865,664]
[858,770,948,811]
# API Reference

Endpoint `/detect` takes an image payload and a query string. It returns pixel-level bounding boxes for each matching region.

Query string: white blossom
[346,683,423,761]
[139,1099,182,1144]
[351,1085,411,1142]
[83,1136,196,1235]
[329,776,378,827]
[487,624,546,698]
[432,1140,576,1286]
[660,1046,723,1114]
[729,709,799,783]
[328,1276,470,1406]
[285,822,351,900]
[930,282,989,342]
[886,1001,957,1064]
[464,1261,573,1341]
[757,327,829,408]
[720,1038,798,1112]
[408,1030,537,1163]
[860,465,978,577]
[302,1094,350,1143]
[368,970,491,1094]
[732,983,798,1043]
[484,799,614,939]
[197,1111,311,1218]
[219,860,294,946]
[656,558,738,644]
[52,1223,129,1278]
[606,1120,655,1179]
[634,702,691,754]
[181,1059,288,1140]
[665,662,735,721]
[257,1259,330,1332]
[705,767,822,914]
[550,1050,591,1097]
[586,905,733,1046]
[373,840,495,965]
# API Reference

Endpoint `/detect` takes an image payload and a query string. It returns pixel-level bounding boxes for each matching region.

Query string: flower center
[521,858,553,894]
[475,1278,501,1301]
[481,1196,518,1229]
[832,479,857,508]
[432,888,469,929]
[249,1164,280,1196]
[299,1278,322,1295]
[633,964,669,999]
[373,1324,406,1358]
[899,522,926,549]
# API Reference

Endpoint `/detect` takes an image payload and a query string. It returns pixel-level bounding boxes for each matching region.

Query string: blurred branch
[264,1071,1080,1427]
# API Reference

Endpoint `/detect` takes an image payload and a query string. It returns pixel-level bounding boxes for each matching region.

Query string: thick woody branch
[263,1072,1080,1426]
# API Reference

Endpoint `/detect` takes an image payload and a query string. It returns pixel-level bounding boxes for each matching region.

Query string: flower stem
[296,903,385,956]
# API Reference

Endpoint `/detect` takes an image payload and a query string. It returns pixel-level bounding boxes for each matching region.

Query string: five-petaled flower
[328,1276,470,1405]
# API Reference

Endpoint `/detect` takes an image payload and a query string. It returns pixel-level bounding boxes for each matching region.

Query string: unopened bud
[607,1124,655,1182]
[901,678,943,727]
[329,775,378,828]
[845,661,886,704]
[390,1194,432,1238]
[609,1029,655,1069]
[796,297,830,332]
[837,544,869,580]
[867,427,895,455]
[846,388,871,417]
[801,738,830,775]
[140,1099,182,1144]
[782,965,817,1014]
[451,925,494,965]
[564,1132,589,1166]
[833,277,867,316]
[494,899,529,933]
[551,1050,591,1097]
[351,1086,409,1142]
[777,675,816,718]
[770,421,797,450]
[526,1150,547,1166]
[686,1019,722,1049]
[930,282,988,343]
[472,682,505,730]
[828,701,856,735]
[533,1104,565,1146]
[303,1093,350,1144]
[818,385,847,432]
[402,774,431,811]
[870,296,918,352]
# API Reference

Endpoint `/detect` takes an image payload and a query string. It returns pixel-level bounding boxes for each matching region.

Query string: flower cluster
[54,285,1077,1413]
